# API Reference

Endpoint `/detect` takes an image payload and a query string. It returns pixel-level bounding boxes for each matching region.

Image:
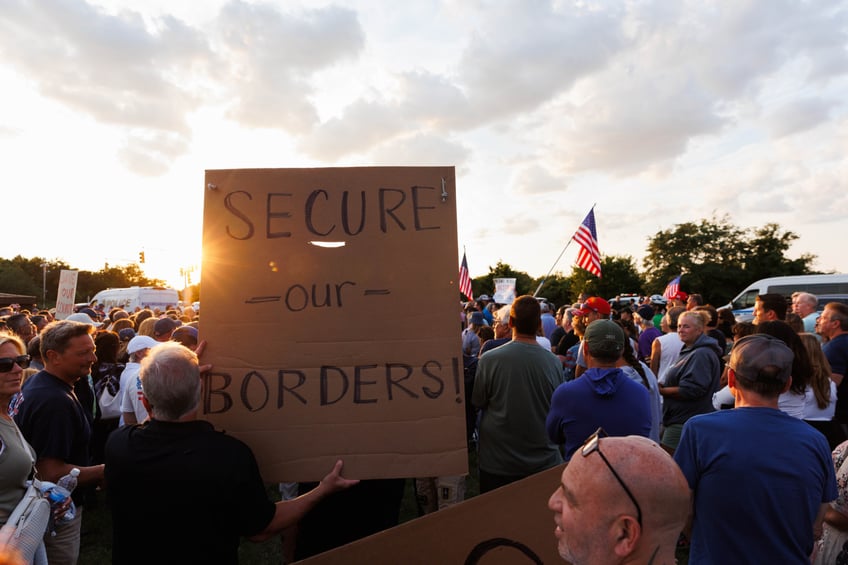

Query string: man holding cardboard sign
[105,342,359,564]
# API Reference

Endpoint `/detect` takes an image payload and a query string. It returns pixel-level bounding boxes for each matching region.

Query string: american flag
[663,275,681,299]
[459,251,474,300]
[573,209,602,277]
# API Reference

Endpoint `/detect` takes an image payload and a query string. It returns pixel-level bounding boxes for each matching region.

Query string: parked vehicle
[90,286,179,312]
[726,274,848,322]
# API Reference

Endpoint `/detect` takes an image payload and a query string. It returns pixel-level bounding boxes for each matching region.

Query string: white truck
[727,274,848,322]
[90,286,180,312]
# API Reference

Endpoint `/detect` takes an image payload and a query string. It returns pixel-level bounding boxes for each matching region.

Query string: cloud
[554,74,725,175]
[510,164,567,195]
[0,0,209,172]
[454,1,628,126]
[299,70,476,161]
[0,1,208,132]
[298,99,405,160]
[296,1,630,159]
[215,1,365,132]
[671,0,848,99]
[397,71,473,130]
[0,0,366,170]
[537,0,848,176]
[118,131,191,177]
[367,133,472,169]
[2,0,846,185]
[766,98,834,138]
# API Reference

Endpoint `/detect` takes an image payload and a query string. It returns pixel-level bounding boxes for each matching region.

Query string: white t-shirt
[654,332,684,384]
[777,390,805,419]
[117,363,140,425]
[119,362,148,424]
[803,382,838,421]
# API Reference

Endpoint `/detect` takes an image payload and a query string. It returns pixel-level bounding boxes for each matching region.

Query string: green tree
[0,259,39,297]
[643,216,816,306]
[566,255,644,301]
[532,272,572,308]
[0,256,73,307]
[0,255,167,307]
[745,223,817,281]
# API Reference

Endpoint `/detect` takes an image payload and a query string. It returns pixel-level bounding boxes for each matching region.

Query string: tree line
[0,216,823,311]
[0,256,166,308]
[470,215,823,309]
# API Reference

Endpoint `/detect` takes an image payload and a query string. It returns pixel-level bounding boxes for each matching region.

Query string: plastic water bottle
[56,468,80,494]
[48,468,80,525]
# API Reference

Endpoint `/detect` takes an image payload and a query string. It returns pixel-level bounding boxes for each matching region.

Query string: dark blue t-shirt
[674,408,837,564]
[13,370,93,507]
[825,334,848,422]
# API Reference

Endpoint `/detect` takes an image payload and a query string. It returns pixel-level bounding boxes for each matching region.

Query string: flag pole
[533,204,596,297]
[533,240,574,297]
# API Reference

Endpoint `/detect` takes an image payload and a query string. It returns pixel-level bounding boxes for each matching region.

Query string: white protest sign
[54,270,79,320]
[493,278,516,305]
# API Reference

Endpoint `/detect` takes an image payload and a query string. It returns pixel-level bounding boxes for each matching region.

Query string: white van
[91,286,180,312]
[727,274,848,322]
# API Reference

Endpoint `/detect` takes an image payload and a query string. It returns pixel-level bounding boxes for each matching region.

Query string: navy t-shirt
[13,370,93,507]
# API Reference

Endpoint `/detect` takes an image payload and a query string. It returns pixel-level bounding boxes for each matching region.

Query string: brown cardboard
[200,167,467,482]
[297,464,566,564]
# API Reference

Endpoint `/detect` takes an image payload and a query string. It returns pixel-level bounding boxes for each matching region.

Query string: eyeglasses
[581,427,643,528]
[0,355,31,373]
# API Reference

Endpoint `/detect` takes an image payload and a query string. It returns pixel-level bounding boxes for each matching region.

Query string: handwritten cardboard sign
[298,464,565,564]
[200,167,467,482]
[54,270,79,320]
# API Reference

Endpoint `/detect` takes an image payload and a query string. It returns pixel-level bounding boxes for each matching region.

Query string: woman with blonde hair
[136,316,157,338]
[0,332,37,527]
[658,309,723,454]
[800,332,846,450]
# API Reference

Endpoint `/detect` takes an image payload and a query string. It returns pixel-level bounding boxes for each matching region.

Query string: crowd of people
[1,284,848,563]
[0,303,362,565]
[461,287,848,563]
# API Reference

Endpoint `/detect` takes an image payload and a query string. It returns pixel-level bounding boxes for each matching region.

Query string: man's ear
[612,515,641,558]
[141,394,153,414]
[43,349,60,365]
[727,367,736,390]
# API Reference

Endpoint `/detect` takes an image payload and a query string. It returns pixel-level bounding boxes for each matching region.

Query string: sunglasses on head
[0,355,31,373]
[582,427,643,528]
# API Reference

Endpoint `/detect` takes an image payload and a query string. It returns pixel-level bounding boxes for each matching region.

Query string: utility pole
[40,263,47,307]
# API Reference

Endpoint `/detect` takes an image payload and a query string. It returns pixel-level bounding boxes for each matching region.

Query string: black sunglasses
[581,427,643,528]
[0,355,31,373]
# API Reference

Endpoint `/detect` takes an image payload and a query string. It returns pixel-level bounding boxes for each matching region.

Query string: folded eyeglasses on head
[581,427,643,528]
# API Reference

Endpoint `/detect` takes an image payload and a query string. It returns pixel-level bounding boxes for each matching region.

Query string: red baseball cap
[576,297,611,316]
[672,291,689,301]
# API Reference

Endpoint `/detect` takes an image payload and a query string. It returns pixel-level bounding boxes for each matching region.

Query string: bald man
[548,433,690,565]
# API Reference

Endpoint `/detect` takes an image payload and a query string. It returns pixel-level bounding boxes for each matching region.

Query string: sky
[1,0,846,291]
